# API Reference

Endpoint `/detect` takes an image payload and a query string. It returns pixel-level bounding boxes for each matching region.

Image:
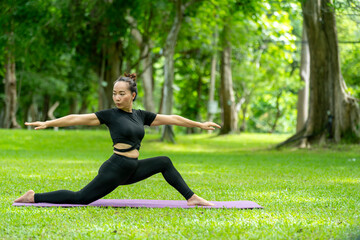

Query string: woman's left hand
[200,122,221,130]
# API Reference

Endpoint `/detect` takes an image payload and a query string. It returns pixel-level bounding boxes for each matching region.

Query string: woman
[14,73,221,206]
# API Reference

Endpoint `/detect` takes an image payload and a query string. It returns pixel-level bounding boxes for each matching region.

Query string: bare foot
[187,194,214,206]
[14,190,35,203]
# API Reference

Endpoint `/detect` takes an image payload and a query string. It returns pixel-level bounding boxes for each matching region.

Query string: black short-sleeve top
[95,108,157,151]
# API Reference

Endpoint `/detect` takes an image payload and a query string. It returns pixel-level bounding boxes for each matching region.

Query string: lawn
[1,129,359,239]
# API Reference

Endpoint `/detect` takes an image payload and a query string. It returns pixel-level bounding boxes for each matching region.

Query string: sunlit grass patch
[0,129,359,239]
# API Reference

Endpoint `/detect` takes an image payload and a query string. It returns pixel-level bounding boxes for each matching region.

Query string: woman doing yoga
[14,73,221,206]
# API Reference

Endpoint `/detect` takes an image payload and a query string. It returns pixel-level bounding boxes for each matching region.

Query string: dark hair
[114,73,138,101]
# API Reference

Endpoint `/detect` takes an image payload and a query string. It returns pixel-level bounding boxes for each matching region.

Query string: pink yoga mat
[13,199,263,209]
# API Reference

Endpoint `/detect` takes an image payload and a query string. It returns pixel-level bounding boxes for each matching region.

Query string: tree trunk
[142,51,155,112]
[240,104,247,131]
[0,109,4,127]
[296,24,310,134]
[79,97,89,114]
[98,41,123,110]
[42,94,50,121]
[98,46,108,110]
[239,82,252,132]
[27,102,38,130]
[158,83,164,114]
[207,19,218,124]
[194,73,203,134]
[3,46,21,129]
[207,51,218,129]
[126,14,156,112]
[277,0,360,148]
[219,24,238,134]
[103,40,123,109]
[69,96,78,114]
[161,0,185,142]
[207,54,217,123]
[48,101,59,131]
[271,90,282,133]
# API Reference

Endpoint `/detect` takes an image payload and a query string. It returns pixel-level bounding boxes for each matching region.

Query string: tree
[161,0,194,142]
[1,1,21,128]
[3,35,21,129]
[62,0,134,111]
[278,0,360,147]
[219,20,238,134]
[92,1,131,110]
[336,2,360,100]
[125,3,156,112]
[296,24,309,135]
[208,27,218,125]
[236,1,300,133]
[217,0,253,135]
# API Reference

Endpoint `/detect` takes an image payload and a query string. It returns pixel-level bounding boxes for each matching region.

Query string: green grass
[1,129,360,239]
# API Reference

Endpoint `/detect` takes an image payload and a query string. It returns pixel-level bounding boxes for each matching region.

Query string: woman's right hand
[25,121,48,130]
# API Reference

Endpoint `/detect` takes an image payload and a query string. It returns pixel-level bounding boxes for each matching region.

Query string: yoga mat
[13,199,263,209]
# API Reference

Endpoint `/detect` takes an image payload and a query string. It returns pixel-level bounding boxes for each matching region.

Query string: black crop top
[95,108,157,152]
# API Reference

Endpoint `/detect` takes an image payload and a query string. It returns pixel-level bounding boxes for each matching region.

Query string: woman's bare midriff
[113,143,139,158]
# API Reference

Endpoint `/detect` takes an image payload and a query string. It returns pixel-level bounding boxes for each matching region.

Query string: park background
[1,0,360,239]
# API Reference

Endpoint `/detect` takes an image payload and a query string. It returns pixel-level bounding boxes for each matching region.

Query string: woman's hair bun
[124,72,137,81]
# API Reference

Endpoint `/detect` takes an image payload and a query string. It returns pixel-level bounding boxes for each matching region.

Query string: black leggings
[34,154,194,204]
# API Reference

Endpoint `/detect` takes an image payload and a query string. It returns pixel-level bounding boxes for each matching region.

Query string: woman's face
[112,81,135,109]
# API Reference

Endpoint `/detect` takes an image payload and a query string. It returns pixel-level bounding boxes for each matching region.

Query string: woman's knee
[159,156,173,168]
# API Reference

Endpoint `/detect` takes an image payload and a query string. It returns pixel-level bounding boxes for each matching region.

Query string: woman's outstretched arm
[150,114,221,130]
[25,113,100,130]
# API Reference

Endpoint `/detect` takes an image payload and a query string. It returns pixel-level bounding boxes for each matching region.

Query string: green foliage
[248,90,297,133]
[0,0,359,133]
[337,13,360,99]
[1,130,360,239]
[170,0,300,133]
[229,1,301,133]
